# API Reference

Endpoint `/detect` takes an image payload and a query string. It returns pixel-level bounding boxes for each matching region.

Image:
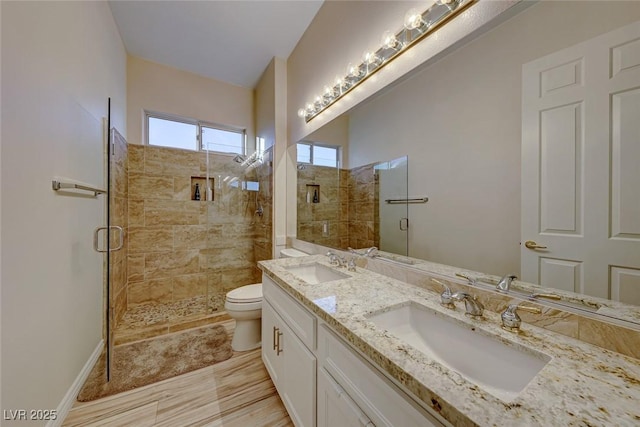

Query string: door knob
[524,240,547,250]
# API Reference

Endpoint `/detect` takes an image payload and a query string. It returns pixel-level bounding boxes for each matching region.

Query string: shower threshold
[113,296,231,345]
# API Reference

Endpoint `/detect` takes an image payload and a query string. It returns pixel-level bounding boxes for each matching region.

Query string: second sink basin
[285,263,349,284]
[367,301,550,402]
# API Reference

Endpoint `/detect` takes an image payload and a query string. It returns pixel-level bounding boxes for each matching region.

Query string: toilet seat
[226,283,262,303]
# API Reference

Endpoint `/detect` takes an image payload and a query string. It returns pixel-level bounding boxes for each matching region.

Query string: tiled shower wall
[111,130,129,327]
[126,144,262,315]
[348,163,379,250]
[297,163,378,250]
[253,147,274,263]
[297,166,348,249]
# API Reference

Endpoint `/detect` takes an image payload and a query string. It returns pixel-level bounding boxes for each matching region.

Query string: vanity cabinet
[318,324,445,427]
[262,275,446,427]
[262,278,316,427]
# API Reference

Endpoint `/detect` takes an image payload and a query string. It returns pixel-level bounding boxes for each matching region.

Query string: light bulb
[315,95,323,106]
[381,30,399,50]
[404,8,423,30]
[346,62,364,81]
[335,76,343,86]
[346,62,358,78]
[362,51,380,65]
[297,108,306,118]
[306,103,314,113]
[323,85,334,102]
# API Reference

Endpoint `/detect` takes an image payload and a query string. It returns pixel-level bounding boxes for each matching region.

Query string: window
[148,117,197,151]
[297,142,339,168]
[146,112,245,155]
[201,126,244,154]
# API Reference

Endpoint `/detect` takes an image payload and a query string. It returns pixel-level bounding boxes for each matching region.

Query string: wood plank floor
[63,338,292,426]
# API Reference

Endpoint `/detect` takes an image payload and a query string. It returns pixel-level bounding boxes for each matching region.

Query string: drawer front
[318,324,447,427]
[263,275,316,350]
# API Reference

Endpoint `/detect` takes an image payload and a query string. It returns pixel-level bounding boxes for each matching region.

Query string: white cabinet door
[262,299,316,427]
[279,316,316,427]
[318,367,374,427]
[522,20,640,303]
[262,299,284,390]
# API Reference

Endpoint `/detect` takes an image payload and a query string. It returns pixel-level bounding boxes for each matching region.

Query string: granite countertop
[259,254,640,427]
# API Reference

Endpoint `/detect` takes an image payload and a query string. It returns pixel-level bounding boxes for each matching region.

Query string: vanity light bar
[297,0,475,123]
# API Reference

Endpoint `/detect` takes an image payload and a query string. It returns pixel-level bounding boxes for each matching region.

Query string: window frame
[297,141,341,168]
[145,110,246,155]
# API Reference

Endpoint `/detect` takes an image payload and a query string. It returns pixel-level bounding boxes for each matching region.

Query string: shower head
[233,154,246,163]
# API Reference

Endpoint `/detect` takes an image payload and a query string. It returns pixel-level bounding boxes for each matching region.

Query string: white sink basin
[285,263,350,284]
[367,302,550,402]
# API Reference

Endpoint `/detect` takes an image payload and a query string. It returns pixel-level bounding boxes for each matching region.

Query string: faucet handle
[431,278,455,308]
[501,303,542,332]
[347,257,357,272]
[496,274,518,292]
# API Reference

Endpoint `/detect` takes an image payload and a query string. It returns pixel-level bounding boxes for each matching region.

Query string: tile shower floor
[114,296,232,345]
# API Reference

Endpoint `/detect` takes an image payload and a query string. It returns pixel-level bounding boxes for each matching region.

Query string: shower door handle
[94,226,124,253]
[111,226,124,251]
[399,218,409,231]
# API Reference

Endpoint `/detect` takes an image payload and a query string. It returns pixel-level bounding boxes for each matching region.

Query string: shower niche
[190,176,214,201]
[306,184,320,204]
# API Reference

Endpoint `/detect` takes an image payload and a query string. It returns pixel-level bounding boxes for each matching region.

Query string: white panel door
[522,20,640,303]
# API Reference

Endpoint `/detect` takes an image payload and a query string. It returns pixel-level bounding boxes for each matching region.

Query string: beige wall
[127,56,255,149]
[255,60,277,149]
[347,1,640,276]
[255,58,289,259]
[1,0,126,423]
[255,57,289,255]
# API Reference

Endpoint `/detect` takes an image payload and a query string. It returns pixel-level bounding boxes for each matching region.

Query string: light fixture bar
[298,0,475,123]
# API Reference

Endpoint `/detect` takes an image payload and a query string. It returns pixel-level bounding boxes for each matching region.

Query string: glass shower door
[376,156,409,256]
[102,96,128,380]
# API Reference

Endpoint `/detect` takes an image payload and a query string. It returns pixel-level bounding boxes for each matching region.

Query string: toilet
[225,283,263,351]
[225,247,308,351]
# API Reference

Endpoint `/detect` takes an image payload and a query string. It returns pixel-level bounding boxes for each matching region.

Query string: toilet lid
[227,283,263,303]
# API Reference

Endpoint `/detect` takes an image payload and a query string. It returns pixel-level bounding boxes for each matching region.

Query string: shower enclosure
[104,119,273,377]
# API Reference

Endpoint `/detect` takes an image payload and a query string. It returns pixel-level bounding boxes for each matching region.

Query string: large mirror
[295,2,640,322]
[296,125,410,256]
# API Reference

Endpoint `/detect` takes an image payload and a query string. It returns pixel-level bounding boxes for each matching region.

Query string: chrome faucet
[451,292,484,317]
[326,251,347,268]
[431,278,455,309]
[496,274,518,293]
[501,303,542,332]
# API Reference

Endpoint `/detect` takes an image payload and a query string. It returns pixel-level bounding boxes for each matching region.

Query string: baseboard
[47,340,103,427]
